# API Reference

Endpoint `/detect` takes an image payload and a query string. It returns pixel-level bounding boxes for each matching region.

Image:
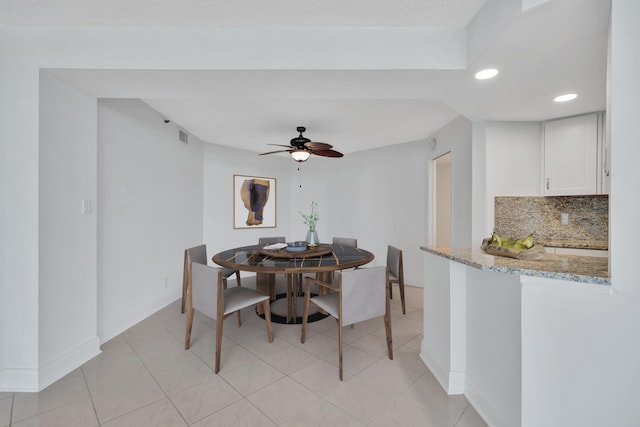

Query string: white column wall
[1,57,41,391]
[465,269,521,427]
[38,72,101,389]
[609,0,640,295]
[471,121,488,247]
[421,253,454,386]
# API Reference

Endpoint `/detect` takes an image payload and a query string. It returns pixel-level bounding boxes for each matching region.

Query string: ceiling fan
[259,126,344,162]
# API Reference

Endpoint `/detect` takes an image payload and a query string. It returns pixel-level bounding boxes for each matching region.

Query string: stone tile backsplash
[494,196,608,250]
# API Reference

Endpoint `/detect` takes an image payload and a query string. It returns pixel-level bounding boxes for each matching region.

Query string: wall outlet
[560,212,569,226]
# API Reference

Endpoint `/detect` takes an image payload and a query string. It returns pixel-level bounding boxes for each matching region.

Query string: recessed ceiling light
[554,93,578,102]
[475,68,499,80]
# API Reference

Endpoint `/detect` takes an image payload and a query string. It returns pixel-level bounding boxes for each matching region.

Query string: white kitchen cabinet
[543,112,605,196]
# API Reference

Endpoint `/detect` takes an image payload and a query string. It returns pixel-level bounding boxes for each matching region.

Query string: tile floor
[0,284,488,426]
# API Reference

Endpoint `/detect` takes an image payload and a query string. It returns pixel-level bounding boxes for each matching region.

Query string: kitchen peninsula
[420,246,610,427]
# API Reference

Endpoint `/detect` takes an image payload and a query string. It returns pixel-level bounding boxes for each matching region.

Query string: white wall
[427,116,473,248]
[202,143,293,257]
[38,72,101,389]
[97,99,204,343]
[320,139,429,286]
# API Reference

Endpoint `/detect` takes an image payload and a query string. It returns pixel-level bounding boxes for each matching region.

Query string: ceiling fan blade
[312,149,344,158]
[267,144,295,148]
[305,142,333,150]
[259,149,292,156]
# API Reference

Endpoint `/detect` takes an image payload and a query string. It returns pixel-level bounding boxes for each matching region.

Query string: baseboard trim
[38,336,101,391]
[420,342,465,395]
[465,372,514,427]
[0,367,39,392]
[98,290,181,344]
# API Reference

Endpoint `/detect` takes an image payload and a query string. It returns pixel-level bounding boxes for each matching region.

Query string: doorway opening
[433,152,451,247]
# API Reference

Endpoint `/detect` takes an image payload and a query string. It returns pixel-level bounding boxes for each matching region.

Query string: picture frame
[233,174,277,229]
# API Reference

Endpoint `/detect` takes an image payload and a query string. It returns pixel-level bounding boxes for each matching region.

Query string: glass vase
[306,229,319,246]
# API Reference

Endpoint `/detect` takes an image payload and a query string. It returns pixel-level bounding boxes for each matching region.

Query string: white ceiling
[1,0,489,27]
[5,0,610,155]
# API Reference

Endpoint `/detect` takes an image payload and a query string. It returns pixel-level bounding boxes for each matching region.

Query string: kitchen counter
[420,246,610,285]
[420,245,612,426]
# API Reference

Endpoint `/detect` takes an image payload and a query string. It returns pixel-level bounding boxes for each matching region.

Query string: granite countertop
[421,246,610,286]
[540,239,608,250]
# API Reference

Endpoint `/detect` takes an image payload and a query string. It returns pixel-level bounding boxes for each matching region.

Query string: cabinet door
[544,113,598,195]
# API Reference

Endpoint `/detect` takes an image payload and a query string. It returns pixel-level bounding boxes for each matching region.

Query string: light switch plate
[560,212,569,226]
[82,199,91,215]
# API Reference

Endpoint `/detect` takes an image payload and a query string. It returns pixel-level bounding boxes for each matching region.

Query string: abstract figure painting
[233,175,276,228]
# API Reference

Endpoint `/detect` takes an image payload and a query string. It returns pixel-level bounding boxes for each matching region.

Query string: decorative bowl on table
[286,241,308,252]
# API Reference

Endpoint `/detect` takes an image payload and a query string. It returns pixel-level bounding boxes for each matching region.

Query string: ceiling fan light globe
[291,149,311,162]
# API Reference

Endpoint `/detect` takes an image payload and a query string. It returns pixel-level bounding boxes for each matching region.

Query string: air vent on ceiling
[179,130,188,144]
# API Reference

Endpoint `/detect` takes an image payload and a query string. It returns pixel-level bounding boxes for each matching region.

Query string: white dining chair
[182,245,240,313]
[185,261,273,373]
[300,265,392,380]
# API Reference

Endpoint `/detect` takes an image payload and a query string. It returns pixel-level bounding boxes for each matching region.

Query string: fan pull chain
[298,167,303,188]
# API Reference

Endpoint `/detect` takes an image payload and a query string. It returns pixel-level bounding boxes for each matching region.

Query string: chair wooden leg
[301,283,311,343]
[384,283,393,360]
[215,317,224,374]
[255,273,270,315]
[286,274,293,324]
[337,318,344,381]
[184,281,194,350]
[181,252,189,314]
[399,279,406,315]
[292,274,302,324]
[263,301,273,342]
[269,275,276,301]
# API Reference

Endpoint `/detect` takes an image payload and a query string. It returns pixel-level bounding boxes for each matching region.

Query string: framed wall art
[233,174,277,229]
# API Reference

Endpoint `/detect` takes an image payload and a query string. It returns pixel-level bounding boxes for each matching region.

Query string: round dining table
[213,243,374,323]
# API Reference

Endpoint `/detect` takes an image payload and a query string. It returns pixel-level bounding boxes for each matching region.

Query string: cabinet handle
[546,178,550,190]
